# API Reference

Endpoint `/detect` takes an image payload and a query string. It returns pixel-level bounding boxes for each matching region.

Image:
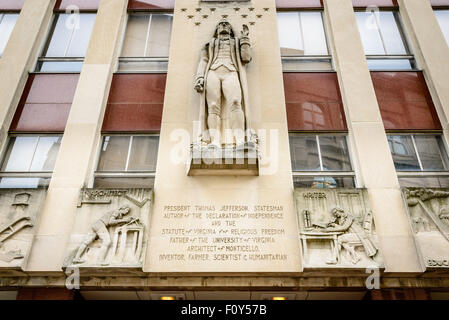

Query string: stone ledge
[188,146,259,176]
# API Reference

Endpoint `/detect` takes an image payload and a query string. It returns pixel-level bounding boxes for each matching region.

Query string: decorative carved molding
[65,188,152,271]
[402,188,449,269]
[0,188,47,270]
[295,188,383,269]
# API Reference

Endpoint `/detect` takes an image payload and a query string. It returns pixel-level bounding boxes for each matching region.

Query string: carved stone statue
[72,205,134,265]
[194,19,255,149]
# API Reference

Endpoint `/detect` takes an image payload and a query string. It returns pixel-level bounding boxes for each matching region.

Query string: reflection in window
[36,13,96,72]
[355,11,415,70]
[119,13,173,72]
[302,103,325,130]
[277,11,332,71]
[388,134,449,172]
[0,13,18,56]
[95,135,159,188]
[435,10,449,46]
[289,134,354,188]
[0,135,61,188]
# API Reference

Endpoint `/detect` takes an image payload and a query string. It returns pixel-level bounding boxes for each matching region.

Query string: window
[355,10,416,70]
[94,135,159,188]
[387,134,449,187]
[0,13,19,56]
[36,13,96,72]
[118,13,173,72]
[277,11,332,71]
[435,10,449,46]
[0,135,62,188]
[289,134,355,188]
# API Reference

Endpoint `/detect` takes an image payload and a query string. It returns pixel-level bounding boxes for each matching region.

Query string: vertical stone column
[26,0,128,272]
[398,0,449,145]
[324,0,422,272]
[0,0,56,149]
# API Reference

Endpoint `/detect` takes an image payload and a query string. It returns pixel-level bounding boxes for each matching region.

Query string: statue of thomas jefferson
[194,19,256,150]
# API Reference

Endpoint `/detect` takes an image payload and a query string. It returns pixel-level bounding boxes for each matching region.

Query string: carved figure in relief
[316,207,378,265]
[0,193,34,263]
[439,207,449,224]
[0,216,33,262]
[194,19,255,149]
[72,206,133,265]
[405,188,449,242]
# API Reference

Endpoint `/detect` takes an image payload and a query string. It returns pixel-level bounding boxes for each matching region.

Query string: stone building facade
[0,0,448,300]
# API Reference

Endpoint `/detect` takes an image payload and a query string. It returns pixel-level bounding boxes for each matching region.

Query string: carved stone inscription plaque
[151,203,299,271]
[64,189,152,272]
[295,188,383,269]
[0,188,46,270]
[402,188,449,269]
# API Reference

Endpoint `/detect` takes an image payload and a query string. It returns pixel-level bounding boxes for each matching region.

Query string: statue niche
[194,19,257,150]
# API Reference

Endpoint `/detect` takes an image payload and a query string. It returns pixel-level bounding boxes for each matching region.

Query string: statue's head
[118,205,131,216]
[331,207,346,218]
[214,19,234,37]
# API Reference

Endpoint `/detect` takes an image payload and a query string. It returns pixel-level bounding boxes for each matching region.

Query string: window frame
[354,9,418,71]
[94,133,160,181]
[0,11,20,57]
[277,9,334,72]
[289,133,356,187]
[387,133,449,177]
[116,11,173,74]
[0,134,62,188]
[35,12,97,73]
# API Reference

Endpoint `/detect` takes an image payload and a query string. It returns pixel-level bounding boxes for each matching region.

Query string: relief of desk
[299,231,343,265]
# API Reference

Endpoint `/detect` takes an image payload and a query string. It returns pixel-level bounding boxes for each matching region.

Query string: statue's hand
[194,77,204,93]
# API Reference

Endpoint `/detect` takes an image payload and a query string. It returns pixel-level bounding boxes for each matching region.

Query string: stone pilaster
[324,0,423,272]
[0,0,56,150]
[25,0,129,272]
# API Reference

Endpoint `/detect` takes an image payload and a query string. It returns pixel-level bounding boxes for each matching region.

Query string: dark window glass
[289,135,320,171]
[388,135,420,171]
[414,135,449,171]
[388,135,449,171]
[320,136,352,171]
[97,135,159,172]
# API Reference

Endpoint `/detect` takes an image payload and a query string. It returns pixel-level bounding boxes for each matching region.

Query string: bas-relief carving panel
[295,189,384,269]
[0,189,46,270]
[64,189,152,272]
[403,188,449,269]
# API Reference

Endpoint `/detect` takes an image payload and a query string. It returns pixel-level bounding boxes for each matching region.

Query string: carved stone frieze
[402,188,449,269]
[64,189,152,272]
[295,188,383,269]
[0,188,47,270]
